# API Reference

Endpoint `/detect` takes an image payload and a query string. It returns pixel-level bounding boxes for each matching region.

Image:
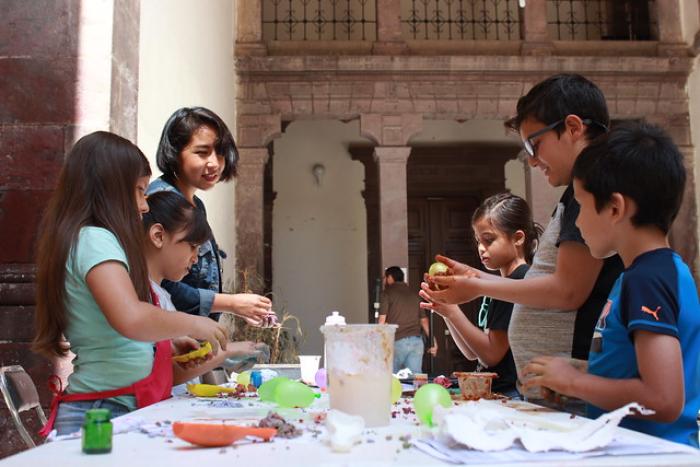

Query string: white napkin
[433,400,653,452]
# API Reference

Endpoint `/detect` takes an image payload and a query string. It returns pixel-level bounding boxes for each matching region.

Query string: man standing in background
[379,266,437,374]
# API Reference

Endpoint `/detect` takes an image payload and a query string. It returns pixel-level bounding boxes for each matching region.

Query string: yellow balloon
[391,376,402,403]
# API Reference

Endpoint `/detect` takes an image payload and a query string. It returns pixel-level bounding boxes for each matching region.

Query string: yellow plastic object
[172,341,212,363]
[186,383,238,397]
[391,376,402,403]
[236,371,251,386]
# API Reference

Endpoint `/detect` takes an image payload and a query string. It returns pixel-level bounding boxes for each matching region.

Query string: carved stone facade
[0,0,698,458]
[234,0,700,283]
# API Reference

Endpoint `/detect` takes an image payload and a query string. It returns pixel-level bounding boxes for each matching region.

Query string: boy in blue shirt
[522,122,700,447]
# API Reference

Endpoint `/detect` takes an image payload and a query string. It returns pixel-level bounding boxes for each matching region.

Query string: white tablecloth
[2,394,699,466]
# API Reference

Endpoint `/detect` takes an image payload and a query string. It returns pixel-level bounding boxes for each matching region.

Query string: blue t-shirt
[587,248,700,447]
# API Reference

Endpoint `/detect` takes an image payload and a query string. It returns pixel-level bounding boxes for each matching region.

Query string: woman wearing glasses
[421,74,624,412]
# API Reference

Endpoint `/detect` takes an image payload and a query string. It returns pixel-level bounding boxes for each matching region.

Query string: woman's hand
[229,293,275,326]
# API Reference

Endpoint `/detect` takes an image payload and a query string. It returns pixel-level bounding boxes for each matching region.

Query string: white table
[3,394,699,466]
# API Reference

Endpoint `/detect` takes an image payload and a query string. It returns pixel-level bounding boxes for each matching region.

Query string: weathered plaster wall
[137,0,238,286]
[272,120,369,355]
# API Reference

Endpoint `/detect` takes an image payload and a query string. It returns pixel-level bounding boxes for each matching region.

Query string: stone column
[235,0,267,56]
[521,0,553,55]
[0,0,141,457]
[671,144,699,277]
[235,148,270,290]
[524,161,564,228]
[372,0,408,54]
[360,113,422,278]
[374,147,411,273]
[646,113,698,278]
[75,0,141,141]
[234,114,281,291]
[656,0,688,55]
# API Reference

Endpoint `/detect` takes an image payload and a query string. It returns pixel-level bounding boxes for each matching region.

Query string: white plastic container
[320,324,397,427]
[322,311,346,369]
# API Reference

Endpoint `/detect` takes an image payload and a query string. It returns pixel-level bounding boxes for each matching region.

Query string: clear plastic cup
[298,355,321,385]
[320,324,397,427]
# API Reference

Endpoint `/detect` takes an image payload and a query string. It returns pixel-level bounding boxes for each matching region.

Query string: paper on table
[415,432,696,465]
[432,400,654,452]
[46,415,148,442]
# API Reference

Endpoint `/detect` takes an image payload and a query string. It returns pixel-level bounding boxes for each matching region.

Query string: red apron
[40,288,173,437]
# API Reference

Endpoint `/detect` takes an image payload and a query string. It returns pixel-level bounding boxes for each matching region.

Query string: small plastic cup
[453,371,498,400]
[298,355,321,385]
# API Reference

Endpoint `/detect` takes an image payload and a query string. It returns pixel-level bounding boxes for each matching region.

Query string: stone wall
[0,1,81,456]
[235,52,699,278]
[0,0,140,458]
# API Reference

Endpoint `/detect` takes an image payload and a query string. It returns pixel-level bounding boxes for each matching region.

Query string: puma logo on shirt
[641,305,661,321]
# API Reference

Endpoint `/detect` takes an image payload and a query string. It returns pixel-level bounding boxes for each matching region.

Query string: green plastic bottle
[82,408,112,454]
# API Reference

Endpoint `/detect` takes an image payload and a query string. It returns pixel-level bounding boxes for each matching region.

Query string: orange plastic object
[172,422,277,447]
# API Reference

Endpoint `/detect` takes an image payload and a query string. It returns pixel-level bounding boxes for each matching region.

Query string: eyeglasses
[522,118,609,158]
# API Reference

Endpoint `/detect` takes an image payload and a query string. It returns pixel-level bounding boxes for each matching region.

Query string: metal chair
[0,365,47,448]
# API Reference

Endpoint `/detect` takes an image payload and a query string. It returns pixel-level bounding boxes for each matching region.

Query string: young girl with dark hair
[421,193,541,396]
[142,191,261,382]
[147,107,275,326]
[33,132,228,436]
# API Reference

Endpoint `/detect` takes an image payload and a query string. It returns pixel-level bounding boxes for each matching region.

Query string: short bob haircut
[572,121,686,234]
[505,73,609,142]
[156,107,238,181]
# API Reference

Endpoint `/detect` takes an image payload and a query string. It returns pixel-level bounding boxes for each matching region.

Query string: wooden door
[407,196,482,377]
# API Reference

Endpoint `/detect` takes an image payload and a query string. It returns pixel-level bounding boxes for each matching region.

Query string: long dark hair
[33,131,152,357]
[142,191,211,245]
[472,193,543,264]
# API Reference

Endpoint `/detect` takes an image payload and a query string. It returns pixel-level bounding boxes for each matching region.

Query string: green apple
[428,261,449,276]
[428,261,449,291]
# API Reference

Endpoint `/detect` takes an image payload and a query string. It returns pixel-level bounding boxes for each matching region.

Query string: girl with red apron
[40,289,172,437]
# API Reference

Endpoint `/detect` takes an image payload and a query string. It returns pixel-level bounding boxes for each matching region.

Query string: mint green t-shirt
[64,227,154,410]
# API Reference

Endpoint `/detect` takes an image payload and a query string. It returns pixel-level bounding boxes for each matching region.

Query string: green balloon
[274,380,315,408]
[236,371,251,386]
[258,376,289,402]
[391,376,402,404]
[414,383,452,427]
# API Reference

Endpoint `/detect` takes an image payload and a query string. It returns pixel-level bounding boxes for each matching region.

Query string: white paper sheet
[433,400,655,452]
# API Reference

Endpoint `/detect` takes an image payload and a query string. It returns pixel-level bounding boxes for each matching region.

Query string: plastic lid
[84,408,111,423]
[325,310,346,325]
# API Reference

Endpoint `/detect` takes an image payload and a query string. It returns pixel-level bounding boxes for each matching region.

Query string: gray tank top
[508,202,577,400]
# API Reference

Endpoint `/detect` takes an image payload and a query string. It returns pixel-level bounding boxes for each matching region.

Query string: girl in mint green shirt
[34,131,230,436]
